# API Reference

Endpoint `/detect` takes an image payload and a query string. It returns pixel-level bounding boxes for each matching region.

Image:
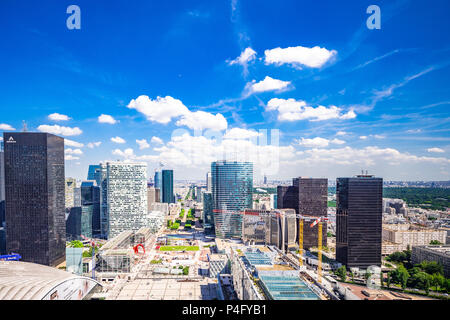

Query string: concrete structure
[147,185,160,212]
[0,261,101,300]
[106,162,148,239]
[411,245,450,277]
[382,224,447,255]
[65,178,76,208]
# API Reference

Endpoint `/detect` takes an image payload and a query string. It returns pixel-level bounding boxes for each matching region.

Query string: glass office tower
[211,161,253,239]
[4,132,65,266]
[81,181,100,238]
[336,175,383,268]
[154,170,162,202]
[87,164,101,181]
[162,169,174,204]
[294,178,328,250]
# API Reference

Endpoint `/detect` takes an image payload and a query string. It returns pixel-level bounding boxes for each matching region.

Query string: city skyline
[0,1,449,181]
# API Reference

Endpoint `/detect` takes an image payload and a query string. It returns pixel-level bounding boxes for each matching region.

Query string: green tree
[418,261,444,275]
[390,264,409,289]
[380,272,384,287]
[335,266,347,282]
[386,272,391,288]
[431,273,445,291]
[429,240,443,245]
[69,240,84,248]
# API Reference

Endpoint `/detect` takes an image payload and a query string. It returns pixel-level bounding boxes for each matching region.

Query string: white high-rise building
[206,172,212,193]
[106,162,148,239]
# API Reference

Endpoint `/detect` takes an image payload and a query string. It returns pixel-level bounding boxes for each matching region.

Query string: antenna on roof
[22,121,28,132]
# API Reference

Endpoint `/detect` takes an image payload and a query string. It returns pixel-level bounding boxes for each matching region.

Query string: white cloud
[48,113,71,121]
[127,95,228,131]
[428,148,445,153]
[266,98,357,122]
[37,124,82,136]
[136,139,150,150]
[227,47,257,66]
[65,155,80,161]
[176,111,228,131]
[223,128,262,140]
[151,136,163,145]
[111,136,126,144]
[98,114,118,124]
[374,135,386,139]
[64,139,84,148]
[245,76,291,94]
[65,148,83,155]
[336,131,347,136]
[296,137,346,148]
[0,123,16,131]
[264,45,337,68]
[112,148,135,158]
[360,136,368,140]
[0,137,3,142]
[127,95,189,124]
[87,141,102,149]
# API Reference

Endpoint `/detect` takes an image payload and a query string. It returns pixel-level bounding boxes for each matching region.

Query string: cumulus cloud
[98,114,118,124]
[127,95,189,124]
[266,98,356,122]
[336,131,348,136]
[296,137,346,148]
[64,139,84,148]
[87,141,102,149]
[227,47,257,66]
[65,148,83,155]
[264,45,337,69]
[223,128,262,140]
[111,136,126,144]
[0,123,16,131]
[65,155,80,161]
[428,148,445,153]
[37,124,82,136]
[127,95,227,131]
[245,76,292,94]
[112,148,135,158]
[176,111,228,131]
[151,136,164,145]
[360,136,368,140]
[48,113,71,121]
[136,139,150,150]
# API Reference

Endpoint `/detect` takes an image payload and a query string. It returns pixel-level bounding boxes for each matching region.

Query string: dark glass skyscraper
[277,185,298,212]
[81,181,100,237]
[211,161,253,239]
[87,164,101,181]
[4,132,65,266]
[162,169,174,204]
[294,178,328,250]
[336,175,383,268]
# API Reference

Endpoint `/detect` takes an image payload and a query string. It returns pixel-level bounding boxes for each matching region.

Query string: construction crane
[295,215,328,283]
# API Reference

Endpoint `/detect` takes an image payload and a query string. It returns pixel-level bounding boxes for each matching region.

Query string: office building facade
[202,192,214,234]
[87,164,101,181]
[294,178,328,249]
[211,161,253,239]
[147,185,160,212]
[81,181,100,237]
[161,169,174,204]
[336,175,383,268]
[65,178,76,208]
[4,132,65,266]
[154,170,162,202]
[106,162,148,239]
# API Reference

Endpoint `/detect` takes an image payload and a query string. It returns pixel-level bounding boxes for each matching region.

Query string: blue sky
[0,0,449,181]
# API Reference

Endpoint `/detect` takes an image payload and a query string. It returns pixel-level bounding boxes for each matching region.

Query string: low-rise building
[411,245,450,278]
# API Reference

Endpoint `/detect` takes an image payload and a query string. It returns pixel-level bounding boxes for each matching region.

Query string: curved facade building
[211,161,253,239]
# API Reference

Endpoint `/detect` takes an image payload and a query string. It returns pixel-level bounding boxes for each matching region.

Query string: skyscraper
[211,161,253,239]
[336,174,383,268]
[162,169,174,204]
[87,164,101,181]
[98,163,108,239]
[294,178,328,250]
[206,171,212,192]
[65,177,76,208]
[277,185,298,211]
[0,144,5,227]
[4,132,65,266]
[202,192,214,234]
[147,184,160,212]
[81,181,100,237]
[154,170,162,202]
[106,162,148,239]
